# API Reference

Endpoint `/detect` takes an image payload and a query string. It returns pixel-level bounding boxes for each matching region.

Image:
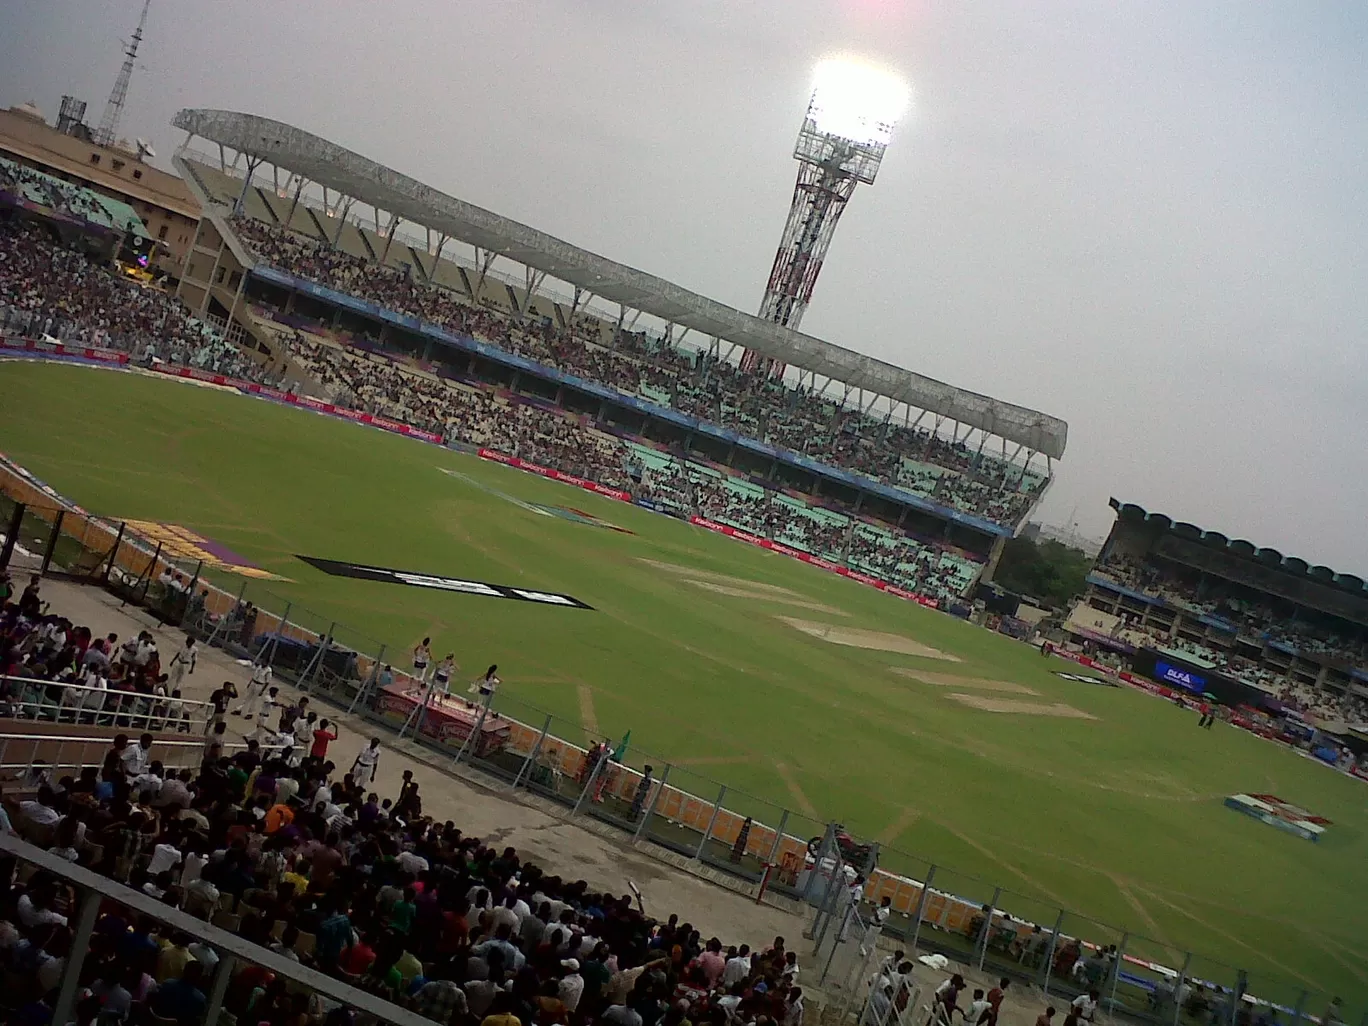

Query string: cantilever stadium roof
[173,108,1067,458]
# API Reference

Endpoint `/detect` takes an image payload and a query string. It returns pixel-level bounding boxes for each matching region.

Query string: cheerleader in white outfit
[433,654,458,696]
[412,637,432,684]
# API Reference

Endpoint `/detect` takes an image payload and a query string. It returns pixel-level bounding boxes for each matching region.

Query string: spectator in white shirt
[1071,989,1100,1022]
[19,787,61,827]
[723,945,752,988]
[558,959,584,1012]
[17,884,68,928]
[147,839,184,876]
[120,734,154,779]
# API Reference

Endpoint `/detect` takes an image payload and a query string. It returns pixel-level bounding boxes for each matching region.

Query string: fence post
[810,845,848,953]
[101,521,126,583]
[0,500,23,570]
[1040,908,1065,994]
[39,509,64,574]
[1169,952,1192,1026]
[907,864,936,955]
[1108,931,1128,1014]
[1230,971,1246,1026]
[205,579,249,650]
[633,763,671,841]
[802,824,836,904]
[348,643,386,714]
[975,886,1001,971]
[766,809,790,863]
[51,884,101,1026]
[571,751,609,816]
[297,622,335,692]
[453,690,492,765]
[512,714,554,790]
[1289,990,1308,1026]
[133,539,163,605]
[397,675,437,741]
[179,559,203,627]
[695,784,727,860]
[261,601,292,666]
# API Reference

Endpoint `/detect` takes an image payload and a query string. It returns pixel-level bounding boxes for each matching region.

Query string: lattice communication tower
[95,0,152,148]
[748,59,909,374]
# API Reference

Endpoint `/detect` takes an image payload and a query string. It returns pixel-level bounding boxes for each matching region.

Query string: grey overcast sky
[3,1,1366,568]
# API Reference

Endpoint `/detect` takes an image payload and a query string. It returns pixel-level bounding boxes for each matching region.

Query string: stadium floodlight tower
[756,58,909,351]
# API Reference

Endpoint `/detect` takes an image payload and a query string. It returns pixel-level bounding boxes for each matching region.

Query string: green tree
[993,536,1093,608]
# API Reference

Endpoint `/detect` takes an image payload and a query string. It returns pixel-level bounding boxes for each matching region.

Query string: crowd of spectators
[1098,553,1368,663]
[283,335,985,603]
[0,158,129,231]
[0,572,210,734]
[0,217,274,384]
[1093,554,1368,726]
[0,699,815,1026]
[230,216,1048,525]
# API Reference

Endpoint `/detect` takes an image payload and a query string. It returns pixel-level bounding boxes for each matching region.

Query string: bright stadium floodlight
[748,56,911,368]
[808,57,911,150]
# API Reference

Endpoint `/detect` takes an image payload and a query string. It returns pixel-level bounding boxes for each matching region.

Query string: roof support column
[285,174,308,227]
[996,444,1025,494]
[426,232,449,283]
[379,214,401,263]
[877,406,894,444]
[232,154,263,217]
[331,197,355,246]
[923,417,945,458]
[473,248,497,298]
[611,303,626,351]
[523,267,547,318]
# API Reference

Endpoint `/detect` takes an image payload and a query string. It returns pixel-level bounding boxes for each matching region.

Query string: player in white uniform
[234,657,273,719]
[351,737,381,789]
[167,637,197,690]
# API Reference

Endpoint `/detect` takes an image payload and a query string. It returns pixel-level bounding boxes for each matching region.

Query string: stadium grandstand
[157,108,1067,605]
[1066,499,1368,736]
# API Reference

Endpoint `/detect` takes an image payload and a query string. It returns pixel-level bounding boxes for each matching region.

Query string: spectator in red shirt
[986,978,1009,1026]
[310,718,338,760]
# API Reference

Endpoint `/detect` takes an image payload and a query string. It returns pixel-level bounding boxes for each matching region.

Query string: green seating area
[0,156,149,238]
[638,382,672,405]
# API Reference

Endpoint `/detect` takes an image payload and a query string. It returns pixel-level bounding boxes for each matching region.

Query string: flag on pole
[612,730,631,762]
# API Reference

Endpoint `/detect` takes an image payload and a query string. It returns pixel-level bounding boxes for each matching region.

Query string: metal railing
[0,730,266,785]
[0,831,436,1026]
[1,673,213,734]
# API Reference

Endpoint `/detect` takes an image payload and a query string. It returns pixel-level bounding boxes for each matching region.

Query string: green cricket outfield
[1,360,1364,1006]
